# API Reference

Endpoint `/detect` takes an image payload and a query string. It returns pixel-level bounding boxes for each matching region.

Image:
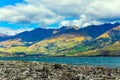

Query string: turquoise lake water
[0,57,120,68]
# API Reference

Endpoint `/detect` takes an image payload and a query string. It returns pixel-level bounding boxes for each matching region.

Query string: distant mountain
[0,33,9,41]
[92,25,120,48]
[76,25,120,56]
[53,23,120,39]
[0,23,120,57]
[6,28,55,42]
[0,33,8,37]
[98,25,120,40]
[1,23,119,42]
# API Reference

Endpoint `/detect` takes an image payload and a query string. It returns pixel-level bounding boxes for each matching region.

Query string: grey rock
[0,61,119,80]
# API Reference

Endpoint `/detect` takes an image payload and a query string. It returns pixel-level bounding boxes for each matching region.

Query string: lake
[0,57,120,68]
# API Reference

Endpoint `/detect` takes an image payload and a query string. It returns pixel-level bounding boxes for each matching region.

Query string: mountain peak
[112,25,120,30]
[62,26,79,30]
[0,33,9,37]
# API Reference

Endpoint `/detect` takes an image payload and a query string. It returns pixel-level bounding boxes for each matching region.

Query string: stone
[0,61,119,80]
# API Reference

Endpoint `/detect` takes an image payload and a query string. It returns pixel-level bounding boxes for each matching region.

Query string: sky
[0,0,120,35]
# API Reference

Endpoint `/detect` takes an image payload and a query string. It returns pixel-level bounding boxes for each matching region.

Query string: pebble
[0,61,119,80]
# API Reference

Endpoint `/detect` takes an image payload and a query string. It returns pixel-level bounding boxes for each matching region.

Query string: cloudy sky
[0,0,120,35]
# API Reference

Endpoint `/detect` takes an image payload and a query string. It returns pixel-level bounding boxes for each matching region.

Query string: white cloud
[0,27,33,35]
[0,0,120,28]
[0,2,63,27]
[60,15,102,27]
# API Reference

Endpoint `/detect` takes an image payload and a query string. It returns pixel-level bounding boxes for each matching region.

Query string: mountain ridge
[1,23,119,42]
[0,23,120,56]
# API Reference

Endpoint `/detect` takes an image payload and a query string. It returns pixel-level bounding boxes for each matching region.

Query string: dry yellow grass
[29,34,92,54]
[97,33,110,39]
[0,39,24,48]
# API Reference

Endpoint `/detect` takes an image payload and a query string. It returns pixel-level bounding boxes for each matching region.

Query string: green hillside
[28,34,92,56]
[0,24,120,57]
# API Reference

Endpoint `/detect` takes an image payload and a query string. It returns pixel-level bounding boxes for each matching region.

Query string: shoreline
[0,56,120,58]
[1,55,120,58]
[0,61,120,80]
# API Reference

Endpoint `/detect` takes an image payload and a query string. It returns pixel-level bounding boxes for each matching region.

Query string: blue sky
[0,0,23,7]
[0,0,120,35]
[0,0,33,35]
[0,0,77,35]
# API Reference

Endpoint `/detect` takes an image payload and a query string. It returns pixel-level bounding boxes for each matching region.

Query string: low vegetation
[0,24,120,57]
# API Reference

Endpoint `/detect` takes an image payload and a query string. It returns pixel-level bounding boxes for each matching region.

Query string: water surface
[0,57,120,68]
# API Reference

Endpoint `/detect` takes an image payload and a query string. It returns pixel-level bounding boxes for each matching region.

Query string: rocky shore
[0,61,120,80]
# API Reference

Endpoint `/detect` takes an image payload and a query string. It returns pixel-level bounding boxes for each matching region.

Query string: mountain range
[0,22,120,57]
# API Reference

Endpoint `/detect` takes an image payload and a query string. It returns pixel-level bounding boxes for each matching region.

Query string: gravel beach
[0,61,120,80]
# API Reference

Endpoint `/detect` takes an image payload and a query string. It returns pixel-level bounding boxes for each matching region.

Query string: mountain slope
[83,25,120,49]
[0,39,32,48]
[98,25,120,40]
[77,41,120,56]
[28,34,92,56]
[7,28,55,42]
[54,23,120,39]
[1,23,119,42]
[0,33,9,41]
[26,23,120,56]
[0,23,120,56]
[76,25,120,56]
